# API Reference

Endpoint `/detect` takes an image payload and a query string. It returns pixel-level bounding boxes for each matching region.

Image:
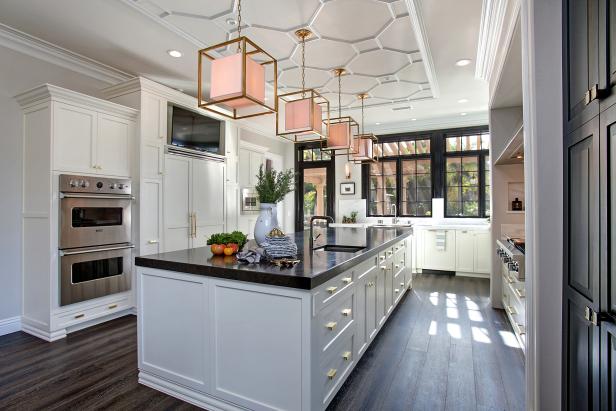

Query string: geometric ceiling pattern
[130,0,436,111]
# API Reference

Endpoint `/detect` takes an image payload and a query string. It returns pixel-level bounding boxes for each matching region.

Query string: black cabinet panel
[565,0,600,132]
[601,321,616,411]
[566,120,600,304]
[605,104,616,317]
[599,0,616,110]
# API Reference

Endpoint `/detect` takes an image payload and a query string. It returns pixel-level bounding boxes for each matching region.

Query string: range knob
[117,184,124,190]
[69,180,78,188]
[80,180,90,188]
[96,181,103,189]
[109,183,117,189]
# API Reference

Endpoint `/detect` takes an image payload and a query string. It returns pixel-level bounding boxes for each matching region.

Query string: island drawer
[317,291,355,351]
[314,270,354,312]
[393,240,406,256]
[319,330,355,405]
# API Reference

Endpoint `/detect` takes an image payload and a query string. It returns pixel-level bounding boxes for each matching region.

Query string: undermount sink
[371,224,413,228]
[314,245,366,253]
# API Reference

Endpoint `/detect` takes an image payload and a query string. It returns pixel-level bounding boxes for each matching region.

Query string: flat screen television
[167,105,224,155]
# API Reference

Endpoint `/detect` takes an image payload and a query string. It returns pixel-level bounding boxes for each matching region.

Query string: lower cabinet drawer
[319,331,355,405]
[317,291,354,351]
[54,294,131,329]
[315,271,354,312]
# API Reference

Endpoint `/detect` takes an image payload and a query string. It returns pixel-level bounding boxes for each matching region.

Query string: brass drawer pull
[388,250,393,255]
[395,264,400,269]
[400,282,405,287]
[341,308,352,317]
[342,277,352,284]
[108,304,118,310]
[74,313,85,319]
[342,351,352,361]
[326,286,337,294]
[327,368,337,380]
[380,256,386,261]
[505,305,517,316]
[395,288,400,294]
[326,321,337,330]
[514,288,524,299]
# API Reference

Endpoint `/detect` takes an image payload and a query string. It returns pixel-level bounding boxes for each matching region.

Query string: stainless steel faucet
[309,215,334,251]
[391,204,398,224]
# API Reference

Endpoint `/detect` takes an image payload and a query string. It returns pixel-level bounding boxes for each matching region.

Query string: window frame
[362,125,490,219]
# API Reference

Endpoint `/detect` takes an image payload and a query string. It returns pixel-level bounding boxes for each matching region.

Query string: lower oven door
[59,244,133,306]
[60,194,132,249]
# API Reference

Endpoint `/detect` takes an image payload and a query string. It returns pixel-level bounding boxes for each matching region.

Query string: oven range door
[60,194,132,249]
[59,244,133,306]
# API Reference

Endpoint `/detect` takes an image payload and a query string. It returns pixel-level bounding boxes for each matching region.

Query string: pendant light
[276,28,330,143]
[349,93,378,163]
[197,0,277,119]
[323,68,359,153]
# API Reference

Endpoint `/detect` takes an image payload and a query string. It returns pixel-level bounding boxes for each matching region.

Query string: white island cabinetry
[137,236,411,411]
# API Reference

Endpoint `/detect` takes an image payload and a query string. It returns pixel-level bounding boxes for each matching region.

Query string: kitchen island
[135,227,412,411]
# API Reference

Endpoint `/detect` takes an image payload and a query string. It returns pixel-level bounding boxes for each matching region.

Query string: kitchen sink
[314,245,365,253]
[371,224,413,228]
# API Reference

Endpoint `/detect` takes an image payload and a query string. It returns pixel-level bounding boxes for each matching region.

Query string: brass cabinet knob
[380,256,385,261]
[326,321,337,330]
[400,282,405,287]
[108,304,118,309]
[74,313,85,319]
[395,288,400,294]
[342,351,352,361]
[326,286,337,294]
[395,264,400,269]
[342,277,352,284]
[341,308,352,317]
[327,368,337,380]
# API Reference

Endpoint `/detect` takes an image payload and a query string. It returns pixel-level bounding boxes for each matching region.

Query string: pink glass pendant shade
[285,98,322,133]
[328,122,351,149]
[210,53,265,109]
[358,137,373,158]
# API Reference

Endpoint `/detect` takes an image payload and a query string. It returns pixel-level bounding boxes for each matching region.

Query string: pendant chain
[338,74,342,118]
[236,0,242,52]
[301,35,306,98]
[361,97,365,134]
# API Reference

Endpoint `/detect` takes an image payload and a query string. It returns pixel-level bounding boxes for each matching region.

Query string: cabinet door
[142,141,164,180]
[140,179,162,256]
[238,148,251,187]
[455,231,475,272]
[163,155,191,252]
[96,113,132,177]
[423,230,456,271]
[365,272,378,343]
[225,184,239,232]
[564,0,600,133]
[601,320,616,411]
[376,265,386,327]
[355,275,367,356]
[564,118,601,411]
[249,151,264,186]
[53,102,96,173]
[385,263,394,315]
[192,159,225,247]
[599,0,616,110]
[142,93,167,141]
[473,231,492,274]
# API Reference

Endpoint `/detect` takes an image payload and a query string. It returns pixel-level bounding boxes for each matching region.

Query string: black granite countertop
[135,227,413,290]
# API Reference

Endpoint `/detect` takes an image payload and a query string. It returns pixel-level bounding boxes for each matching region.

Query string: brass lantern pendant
[276,28,330,143]
[349,93,378,163]
[324,68,359,154]
[197,0,277,119]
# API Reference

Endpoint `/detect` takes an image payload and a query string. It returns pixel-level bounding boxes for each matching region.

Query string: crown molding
[0,23,133,85]
[15,83,138,117]
[365,111,489,135]
[404,0,440,98]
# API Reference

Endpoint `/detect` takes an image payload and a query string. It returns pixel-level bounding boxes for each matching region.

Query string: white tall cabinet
[164,154,225,252]
[15,84,137,341]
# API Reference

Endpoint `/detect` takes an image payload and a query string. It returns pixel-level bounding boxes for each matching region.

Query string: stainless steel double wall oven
[58,174,134,306]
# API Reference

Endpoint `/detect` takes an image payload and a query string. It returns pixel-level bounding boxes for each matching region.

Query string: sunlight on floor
[429,292,439,306]
[499,330,521,349]
[447,307,459,319]
[468,309,484,322]
[429,320,438,335]
[447,323,461,339]
[472,326,491,343]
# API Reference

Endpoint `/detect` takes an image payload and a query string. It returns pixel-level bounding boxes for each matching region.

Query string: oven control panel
[59,174,131,195]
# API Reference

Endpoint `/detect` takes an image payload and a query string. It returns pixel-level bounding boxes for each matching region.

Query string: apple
[211,244,225,255]
[223,246,234,256]
[226,243,239,253]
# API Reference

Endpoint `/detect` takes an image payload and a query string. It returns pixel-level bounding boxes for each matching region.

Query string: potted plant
[254,165,295,244]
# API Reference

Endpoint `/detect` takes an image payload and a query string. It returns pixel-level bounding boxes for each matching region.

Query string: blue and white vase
[254,203,279,245]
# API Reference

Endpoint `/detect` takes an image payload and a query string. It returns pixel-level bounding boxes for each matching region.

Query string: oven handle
[60,193,135,200]
[59,244,135,256]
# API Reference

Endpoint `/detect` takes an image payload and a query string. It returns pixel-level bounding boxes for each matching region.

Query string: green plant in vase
[254,165,295,244]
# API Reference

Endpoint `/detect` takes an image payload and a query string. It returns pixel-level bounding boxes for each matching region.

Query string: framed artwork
[340,182,355,195]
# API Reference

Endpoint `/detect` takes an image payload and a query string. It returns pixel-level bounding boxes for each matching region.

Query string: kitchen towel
[435,230,447,251]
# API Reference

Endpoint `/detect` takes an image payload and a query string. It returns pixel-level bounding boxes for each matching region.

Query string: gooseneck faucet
[391,204,398,225]
[309,215,334,251]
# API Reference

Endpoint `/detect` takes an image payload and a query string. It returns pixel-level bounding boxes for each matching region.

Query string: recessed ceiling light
[411,118,417,121]
[226,18,238,26]
[458,98,469,103]
[375,122,381,125]
[460,112,468,116]
[455,59,472,67]
[167,50,182,58]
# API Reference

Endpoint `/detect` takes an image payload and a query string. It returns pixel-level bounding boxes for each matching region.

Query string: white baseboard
[0,316,22,336]
[456,271,491,279]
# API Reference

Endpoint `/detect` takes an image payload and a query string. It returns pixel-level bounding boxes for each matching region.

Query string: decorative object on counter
[340,182,355,195]
[197,0,277,119]
[323,68,359,154]
[206,231,248,255]
[342,211,358,224]
[254,165,295,244]
[236,249,263,264]
[511,197,523,211]
[276,28,329,143]
[348,93,378,163]
[260,228,298,258]
[270,258,300,268]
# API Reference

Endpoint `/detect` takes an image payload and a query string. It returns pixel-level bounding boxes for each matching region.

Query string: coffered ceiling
[0,0,488,133]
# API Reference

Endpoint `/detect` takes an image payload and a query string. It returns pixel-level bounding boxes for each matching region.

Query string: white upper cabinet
[53,102,96,173]
[142,93,167,141]
[238,146,265,187]
[96,113,132,177]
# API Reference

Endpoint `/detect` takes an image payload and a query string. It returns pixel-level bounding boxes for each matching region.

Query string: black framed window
[362,126,490,218]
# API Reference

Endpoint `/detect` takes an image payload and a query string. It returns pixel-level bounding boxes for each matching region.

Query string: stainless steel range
[58,174,134,306]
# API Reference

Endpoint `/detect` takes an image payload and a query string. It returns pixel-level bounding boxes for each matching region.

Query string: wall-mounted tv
[167,105,224,155]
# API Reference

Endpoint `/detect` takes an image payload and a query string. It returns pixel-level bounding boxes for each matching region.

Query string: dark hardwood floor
[0,274,525,411]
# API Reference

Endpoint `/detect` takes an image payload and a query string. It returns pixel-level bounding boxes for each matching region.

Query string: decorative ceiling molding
[0,23,133,85]
[365,111,489,135]
[475,0,507,81]
[403,0,439,98]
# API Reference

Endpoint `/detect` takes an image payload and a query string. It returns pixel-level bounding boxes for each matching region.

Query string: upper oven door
[60,194,132,249]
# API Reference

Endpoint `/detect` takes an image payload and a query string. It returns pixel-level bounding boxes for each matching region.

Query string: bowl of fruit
[206,231,248,256]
